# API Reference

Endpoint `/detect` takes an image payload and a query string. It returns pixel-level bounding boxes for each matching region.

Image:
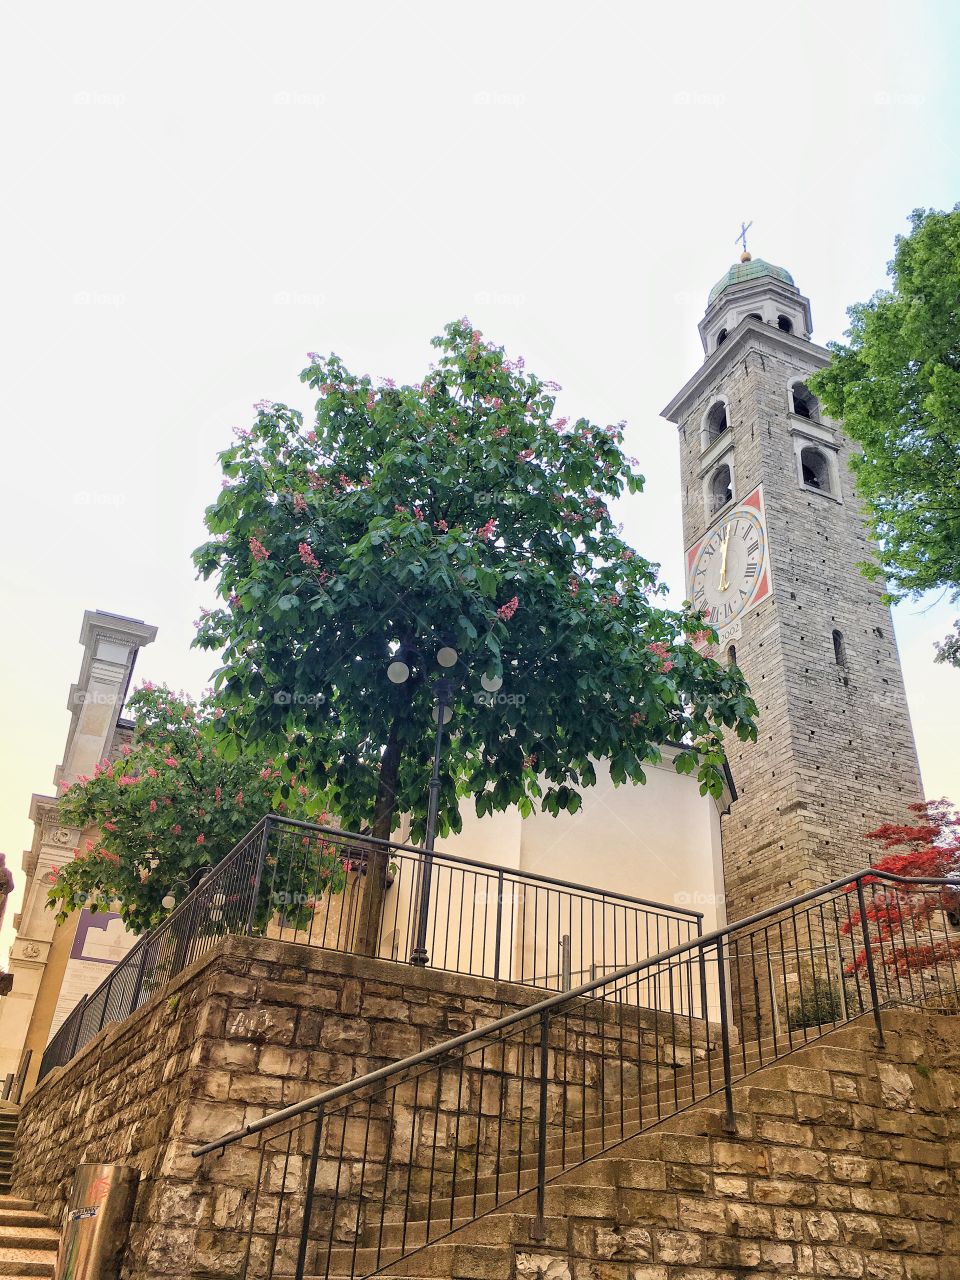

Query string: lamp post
[387,642,458,967]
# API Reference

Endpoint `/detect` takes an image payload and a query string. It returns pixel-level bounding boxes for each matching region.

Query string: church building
[0,255,925,1088]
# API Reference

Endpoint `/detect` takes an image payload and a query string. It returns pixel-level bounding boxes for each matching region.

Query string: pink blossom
[196,834,205,845]
[235,791,244,806]
[477,518,497,541]
[517,448,535,461]
[620,549,634,562]
[149,800,157,813]
[147,767,158,778]
[249,536,270,562]
[172,824,181,835]
[164,757,179,769]
[293,493,308,513]
[261,767,272,780]
[607,594,620,606]
[568,577,580,596]
[103,821,117,832]
[299,542,320,569]
[496,595,519,622]
[434,519,448,532]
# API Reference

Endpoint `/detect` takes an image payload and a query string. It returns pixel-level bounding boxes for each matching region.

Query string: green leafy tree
[50,684,338,933]
[193,319,757,948]
[808,206,960,662]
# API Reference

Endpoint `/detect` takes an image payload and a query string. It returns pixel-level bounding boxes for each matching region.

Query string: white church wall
[431,750,729,994]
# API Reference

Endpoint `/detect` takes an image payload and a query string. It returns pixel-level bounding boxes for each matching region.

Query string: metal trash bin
[54,1163,139,1280]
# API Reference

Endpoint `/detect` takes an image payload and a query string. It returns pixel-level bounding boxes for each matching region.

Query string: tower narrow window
[715,328,728,348]
[727,644,737,667]
[747,312,763,322]
[791,381,819,421]
[777,315,793,333]
[705,400,728,444]
[800,446,832,493]
[709,463,733,514]
[832,629,847,668]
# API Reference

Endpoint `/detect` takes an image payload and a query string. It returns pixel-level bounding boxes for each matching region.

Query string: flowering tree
[842,799,960,979]
[49,685,336,933]
[193,320,757,946]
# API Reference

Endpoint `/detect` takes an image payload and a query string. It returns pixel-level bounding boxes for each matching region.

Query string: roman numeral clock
[686,484,771,644]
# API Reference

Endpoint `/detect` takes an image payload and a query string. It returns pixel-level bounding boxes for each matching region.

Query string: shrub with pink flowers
[50,684,335,933]
[192,317,755,877]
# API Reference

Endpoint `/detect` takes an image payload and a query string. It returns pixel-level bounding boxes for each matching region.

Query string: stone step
[321,1240,513,1279]
[0,1252,58,1278]
[0,1203,33,1214]
[0,1213,51,1231]
[372,1211,565,1252]
[0,1228,57,1249]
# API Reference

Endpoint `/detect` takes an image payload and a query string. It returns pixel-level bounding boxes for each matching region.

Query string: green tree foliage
[193,320,757,862]
[808,206,960,661]
[50,685,335,933]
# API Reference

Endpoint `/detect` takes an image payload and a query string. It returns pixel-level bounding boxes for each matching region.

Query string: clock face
[686,487,771,630]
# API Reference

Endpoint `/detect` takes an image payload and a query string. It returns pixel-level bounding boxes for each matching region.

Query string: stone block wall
[14,934,710,1279]
[406,1010,960,1280]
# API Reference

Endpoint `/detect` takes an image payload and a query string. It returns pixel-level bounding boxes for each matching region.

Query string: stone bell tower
[661,251,924,923]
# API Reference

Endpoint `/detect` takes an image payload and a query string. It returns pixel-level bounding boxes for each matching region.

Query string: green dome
[707,257,795,305]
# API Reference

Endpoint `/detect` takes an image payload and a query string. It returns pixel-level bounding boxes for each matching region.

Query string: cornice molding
[661,319,831,424]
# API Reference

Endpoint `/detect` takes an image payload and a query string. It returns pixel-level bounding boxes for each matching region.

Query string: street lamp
[386,642,459,966]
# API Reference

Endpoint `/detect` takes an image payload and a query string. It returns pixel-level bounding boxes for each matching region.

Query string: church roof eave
[660,319,831,425]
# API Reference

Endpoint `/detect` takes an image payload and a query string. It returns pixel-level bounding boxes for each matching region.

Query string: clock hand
[718,527,731,592]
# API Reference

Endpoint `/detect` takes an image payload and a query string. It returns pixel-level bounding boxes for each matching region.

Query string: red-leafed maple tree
[841,799,960,979]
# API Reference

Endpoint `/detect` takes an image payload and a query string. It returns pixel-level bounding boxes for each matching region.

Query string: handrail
[38,819,271,1081]
[191,865,960,1158]
[266,814,703,919]
[40,813,698,1081]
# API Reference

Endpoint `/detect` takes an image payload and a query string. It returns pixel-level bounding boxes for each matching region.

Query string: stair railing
[192,868,960,1280]
[39,816,699,1081]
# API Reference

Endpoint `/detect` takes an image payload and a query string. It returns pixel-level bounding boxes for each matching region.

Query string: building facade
[662,254,924,922]
[0,611,156,1087]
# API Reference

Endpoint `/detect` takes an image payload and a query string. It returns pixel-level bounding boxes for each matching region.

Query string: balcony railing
[38,815,701,1081]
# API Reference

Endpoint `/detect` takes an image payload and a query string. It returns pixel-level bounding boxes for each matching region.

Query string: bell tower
[662,252,924,922]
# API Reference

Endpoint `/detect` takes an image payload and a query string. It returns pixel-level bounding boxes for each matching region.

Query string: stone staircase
[305,1010,959,1279]
[0,1196,59,1279]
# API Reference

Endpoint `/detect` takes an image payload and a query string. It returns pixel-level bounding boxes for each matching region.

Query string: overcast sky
[1,1,958,965]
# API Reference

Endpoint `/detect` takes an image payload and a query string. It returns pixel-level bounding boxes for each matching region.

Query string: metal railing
[191,867,960,1280]
[39,816,700,1081]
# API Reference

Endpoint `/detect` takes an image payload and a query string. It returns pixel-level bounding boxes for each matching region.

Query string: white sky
[1,1,958,966]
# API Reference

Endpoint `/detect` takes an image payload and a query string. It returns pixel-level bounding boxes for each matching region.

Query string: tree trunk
[353,714,403,956]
